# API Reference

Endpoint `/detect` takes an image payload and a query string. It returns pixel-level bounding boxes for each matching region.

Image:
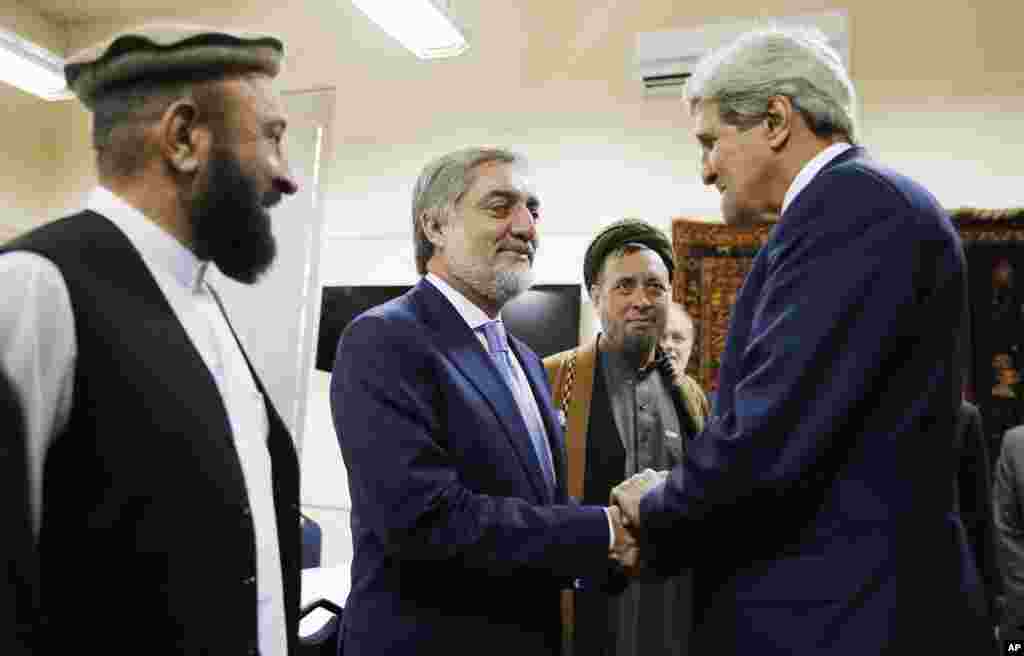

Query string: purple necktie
[480,320,555,490]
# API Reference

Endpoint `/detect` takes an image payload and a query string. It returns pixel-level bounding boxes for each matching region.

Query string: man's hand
[607,505,640,573]
[610,468,664,528]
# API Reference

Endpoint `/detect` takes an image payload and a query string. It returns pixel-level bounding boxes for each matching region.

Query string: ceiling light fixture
[0,27,71,101]
[350,0,469,60]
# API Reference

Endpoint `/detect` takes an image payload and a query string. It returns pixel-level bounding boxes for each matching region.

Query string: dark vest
[0,370,38,655]
[581,353,698,506]
[1,211,300,655]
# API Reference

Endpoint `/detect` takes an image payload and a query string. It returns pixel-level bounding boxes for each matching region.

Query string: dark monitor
[316,283,581,371]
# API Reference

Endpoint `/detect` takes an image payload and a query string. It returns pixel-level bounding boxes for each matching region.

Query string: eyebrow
[479,188,539,208]
[264,118,287,132]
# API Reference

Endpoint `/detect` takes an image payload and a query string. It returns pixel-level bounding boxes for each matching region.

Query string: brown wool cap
[583,218,675,291]
[65,23,284,109]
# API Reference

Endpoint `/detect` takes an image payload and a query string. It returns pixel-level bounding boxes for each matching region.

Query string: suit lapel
[414,280,552,503]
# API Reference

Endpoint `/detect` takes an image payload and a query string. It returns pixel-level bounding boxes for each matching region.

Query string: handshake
[607,468,669,574]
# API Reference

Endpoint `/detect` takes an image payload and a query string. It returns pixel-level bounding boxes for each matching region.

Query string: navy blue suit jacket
[331,278,611,656]
[641,147,992,653]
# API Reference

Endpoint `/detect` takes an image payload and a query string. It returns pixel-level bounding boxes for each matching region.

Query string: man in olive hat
[544,218,710,656]
[0,24,300,655]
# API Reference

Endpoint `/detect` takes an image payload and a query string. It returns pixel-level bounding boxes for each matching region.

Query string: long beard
[621,331,656,367]
[187,149,280,284]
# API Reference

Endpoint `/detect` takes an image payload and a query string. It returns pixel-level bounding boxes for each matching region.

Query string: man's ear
[589,283,602,308]
[159,100,206,174]
[763,95,794,151]
[420,210,447,249]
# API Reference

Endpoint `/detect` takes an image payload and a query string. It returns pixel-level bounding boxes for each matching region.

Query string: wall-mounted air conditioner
[634,11,849,96]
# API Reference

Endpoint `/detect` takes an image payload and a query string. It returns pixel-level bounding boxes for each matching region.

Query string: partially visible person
[986,354,1024,472]
[660,301,695,373]
[0,368,37,655]
[611,25,991,653]
[955,402,999,634]
[993,423,1024,641]
[331,147,637,656]
[0,24,301,655]
[545,220,710,656]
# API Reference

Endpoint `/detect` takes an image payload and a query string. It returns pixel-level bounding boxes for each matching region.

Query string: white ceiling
[23,0,262,25]
[14,0,506,92]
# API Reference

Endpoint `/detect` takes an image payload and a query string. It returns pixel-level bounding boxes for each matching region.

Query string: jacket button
[244,575,256,585]
[242,506,251,517]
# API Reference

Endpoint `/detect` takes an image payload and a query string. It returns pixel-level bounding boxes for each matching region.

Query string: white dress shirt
[424,273,615,547]
[0,186,288,656]
[780,142,853,216]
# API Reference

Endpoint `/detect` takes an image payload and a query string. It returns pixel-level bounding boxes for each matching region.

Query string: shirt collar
[87,186,207,292]
[425,272,498,332]
[780,142,853,216]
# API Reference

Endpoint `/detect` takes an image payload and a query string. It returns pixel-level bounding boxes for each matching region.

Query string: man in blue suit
[611,27,993,653]
[331,147,636,655]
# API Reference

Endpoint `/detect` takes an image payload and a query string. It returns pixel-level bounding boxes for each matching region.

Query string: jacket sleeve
[957,404,1000,623]
[994,431,1024,628]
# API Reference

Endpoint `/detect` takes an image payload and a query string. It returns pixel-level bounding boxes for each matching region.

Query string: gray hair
[411,147,527,275]
[685,26,857,142]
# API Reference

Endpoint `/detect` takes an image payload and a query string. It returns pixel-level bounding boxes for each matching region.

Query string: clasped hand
[607,468,668,574]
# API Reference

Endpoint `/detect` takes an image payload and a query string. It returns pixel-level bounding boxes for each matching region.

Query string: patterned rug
[671,219,772,394]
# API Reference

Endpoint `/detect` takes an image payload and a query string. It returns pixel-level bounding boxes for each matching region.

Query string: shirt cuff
[604,507,615,549]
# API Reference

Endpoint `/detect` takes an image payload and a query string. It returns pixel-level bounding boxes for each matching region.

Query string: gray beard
[493,267,535,306]
[448,252,535,309]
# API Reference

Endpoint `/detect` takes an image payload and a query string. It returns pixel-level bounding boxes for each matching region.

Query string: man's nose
[701,154,717,187]
[273,155,299,196]
[630,288,655,307]
[509,203,537,240]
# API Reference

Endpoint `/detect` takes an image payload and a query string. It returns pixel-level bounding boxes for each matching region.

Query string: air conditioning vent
[643,72,691,92]
[634,11,848,97]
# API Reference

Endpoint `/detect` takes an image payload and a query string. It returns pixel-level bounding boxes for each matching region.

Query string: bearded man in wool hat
[0,23,301,655]
[544,218,710,656]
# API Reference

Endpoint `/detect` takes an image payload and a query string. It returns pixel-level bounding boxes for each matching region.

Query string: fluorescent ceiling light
[350,0,469,59]
[0,27,71,101]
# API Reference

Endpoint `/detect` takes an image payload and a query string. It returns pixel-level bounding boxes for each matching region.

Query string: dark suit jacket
[640,146,991,653]
[0,370,37,656]
[331,278,612,656]
[955,401,999,624]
